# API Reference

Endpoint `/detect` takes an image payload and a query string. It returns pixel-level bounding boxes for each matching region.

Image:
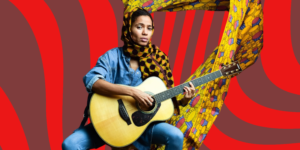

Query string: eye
[148,27,152,30]
[137,26,142,29]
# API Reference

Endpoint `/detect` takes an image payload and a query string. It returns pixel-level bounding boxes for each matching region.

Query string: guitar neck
[153,70,223,103]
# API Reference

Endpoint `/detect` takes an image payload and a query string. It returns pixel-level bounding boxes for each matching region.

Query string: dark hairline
[131,9,154,28]
[132,16,153,27]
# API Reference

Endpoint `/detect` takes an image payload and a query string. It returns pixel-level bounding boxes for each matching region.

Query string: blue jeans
[62,122,183,150]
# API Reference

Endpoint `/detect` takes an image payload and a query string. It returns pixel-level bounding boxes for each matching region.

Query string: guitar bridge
[118,99,132,125]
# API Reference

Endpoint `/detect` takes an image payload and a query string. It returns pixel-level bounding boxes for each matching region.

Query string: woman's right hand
[131,88,154,109]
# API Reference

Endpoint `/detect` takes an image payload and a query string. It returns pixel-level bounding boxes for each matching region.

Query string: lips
[140,38,148,42]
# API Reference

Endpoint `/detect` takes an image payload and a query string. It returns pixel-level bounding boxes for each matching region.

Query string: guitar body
[90,77,174,147]
[89,61,242,147]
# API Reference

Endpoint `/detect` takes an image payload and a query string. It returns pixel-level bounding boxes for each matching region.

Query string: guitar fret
[178,86,182,94]
[215,71,220,78]
[179,85,184,93]
[157,94,162,103]
[218,71,221,77]
[197,80,200,86]
[210,73,214,80]
[200,77,204,85]
[197,78,202,86]
[211,72,216,79]
[181,84,185,91]
[159,93,163,102]
[191,80,196,87]
[168,89,173,99]
[174,86,179,94]
[218,70,222,77]
[207,75,211,81]
[171,88,176,98]
[208,75,212,81]
[202,76,207,83]
[154,94,158,103]
[159,94,163,103]
[205,75,209,82]
[208,74,212,81]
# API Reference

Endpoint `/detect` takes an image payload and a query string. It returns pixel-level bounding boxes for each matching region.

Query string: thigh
[151,122,183,144]
[132,123,155,149]
[62,123,105,150]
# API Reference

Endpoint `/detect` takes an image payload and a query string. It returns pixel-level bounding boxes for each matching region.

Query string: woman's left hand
[181,82,196,105]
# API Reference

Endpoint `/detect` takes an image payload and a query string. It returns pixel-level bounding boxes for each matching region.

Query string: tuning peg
[233,62,236,65]
[231,71,234,73]
[236,69,239,71]
[226,72,229,75]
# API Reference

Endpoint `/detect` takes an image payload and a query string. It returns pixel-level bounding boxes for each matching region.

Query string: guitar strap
[79,93,92,128]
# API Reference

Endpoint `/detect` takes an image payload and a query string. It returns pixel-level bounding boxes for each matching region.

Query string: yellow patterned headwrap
[121,7,175,89]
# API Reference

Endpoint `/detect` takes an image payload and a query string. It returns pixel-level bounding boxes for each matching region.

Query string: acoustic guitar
[90,61,242,147]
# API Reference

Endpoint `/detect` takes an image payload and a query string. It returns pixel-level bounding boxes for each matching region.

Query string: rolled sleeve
[83,55,111,93]
[85,74,104,93]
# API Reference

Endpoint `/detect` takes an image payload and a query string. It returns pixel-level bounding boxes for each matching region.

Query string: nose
[142,27,148,35]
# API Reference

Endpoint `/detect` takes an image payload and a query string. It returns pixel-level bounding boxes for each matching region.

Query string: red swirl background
[0,0,299,150]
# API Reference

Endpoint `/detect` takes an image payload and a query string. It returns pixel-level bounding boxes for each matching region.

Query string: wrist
[128,87,136,97]
[179,98,188,107]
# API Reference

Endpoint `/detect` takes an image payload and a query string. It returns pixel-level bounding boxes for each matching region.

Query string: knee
[166,128,183,149]
[62,137,78,150]
[170,129,184,142]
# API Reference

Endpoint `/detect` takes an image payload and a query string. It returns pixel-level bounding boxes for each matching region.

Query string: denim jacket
[83,47,143,92]
[83,47,153,150]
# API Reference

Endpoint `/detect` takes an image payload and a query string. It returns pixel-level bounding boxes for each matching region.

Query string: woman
[120,1,263,149]
[62,8,195,150]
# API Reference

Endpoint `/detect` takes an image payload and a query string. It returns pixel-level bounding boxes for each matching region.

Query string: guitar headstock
[220,61,242,77]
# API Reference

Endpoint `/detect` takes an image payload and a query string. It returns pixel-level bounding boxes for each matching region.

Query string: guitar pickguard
[131,103,161,126]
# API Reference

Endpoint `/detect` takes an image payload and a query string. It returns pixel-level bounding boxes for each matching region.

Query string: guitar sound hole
[132,103,161,126]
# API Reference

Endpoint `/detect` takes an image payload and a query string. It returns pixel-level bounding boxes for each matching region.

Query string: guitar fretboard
[152,70,223,103]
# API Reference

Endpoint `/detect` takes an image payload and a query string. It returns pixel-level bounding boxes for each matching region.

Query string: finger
[146,98,152,106]
[141,98,149,107]
[148,95,154,102]
[191,88,195,95]
[185,86,191,94]
[183,87,187,95]
[189,83,195,95]
[189,82,195,89]
[189,88,195,97]
[139,101,146,108]
[145,94,153,103]
[146,96,153,106]
[184,87,191,97]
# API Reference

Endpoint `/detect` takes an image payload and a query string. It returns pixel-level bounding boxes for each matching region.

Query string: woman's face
[131,15,153,46]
